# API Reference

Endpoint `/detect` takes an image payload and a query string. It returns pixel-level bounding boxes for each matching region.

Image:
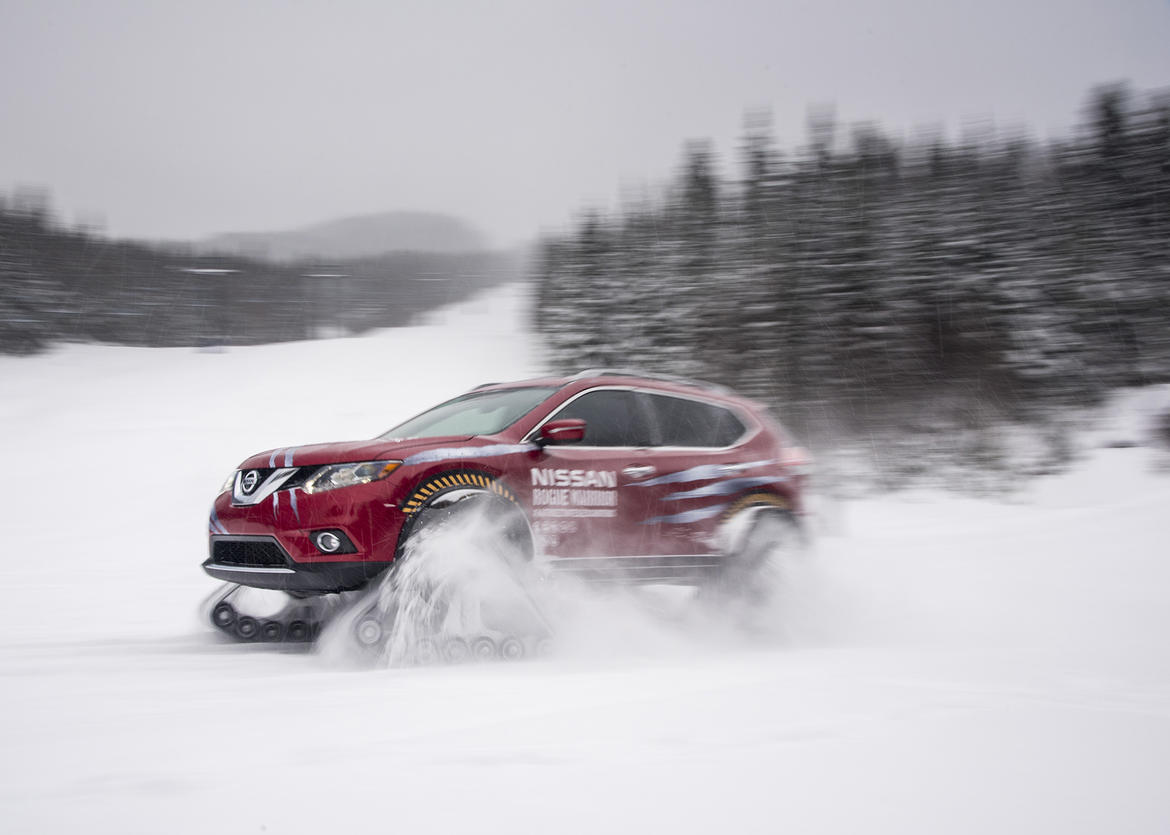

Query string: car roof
[471,369,743,406]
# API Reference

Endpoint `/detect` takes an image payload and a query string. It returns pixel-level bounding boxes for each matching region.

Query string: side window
[647,394,747,447]
[552,390,654,447]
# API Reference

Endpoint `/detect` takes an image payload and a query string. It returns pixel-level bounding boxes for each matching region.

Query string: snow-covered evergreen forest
[0,203,520,353]
[534,84,1170,480]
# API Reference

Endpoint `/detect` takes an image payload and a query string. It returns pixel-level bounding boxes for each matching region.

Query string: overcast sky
[2,0,1168,247]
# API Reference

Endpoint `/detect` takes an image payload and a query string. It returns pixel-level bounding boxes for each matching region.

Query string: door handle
[622,464,656,480]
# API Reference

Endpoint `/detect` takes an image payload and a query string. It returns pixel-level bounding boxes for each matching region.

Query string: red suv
[204,370,808,645]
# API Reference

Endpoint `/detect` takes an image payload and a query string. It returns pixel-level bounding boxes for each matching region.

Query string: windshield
[382,386,558,440]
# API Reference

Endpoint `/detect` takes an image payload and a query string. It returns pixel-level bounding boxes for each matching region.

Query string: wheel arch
[395,469,535,561]
[718,490,800,554]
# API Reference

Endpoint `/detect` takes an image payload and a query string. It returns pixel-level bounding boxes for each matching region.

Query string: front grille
[238,467,278,494]
[231,466,314,506]
[281,467,313,490]
[212,538,288,567]
[239,467,315,491]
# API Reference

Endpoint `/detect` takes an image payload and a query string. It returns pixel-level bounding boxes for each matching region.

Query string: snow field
[0,282,1168,834]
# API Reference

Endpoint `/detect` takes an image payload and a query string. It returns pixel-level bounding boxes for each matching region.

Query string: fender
[396,469,534,561]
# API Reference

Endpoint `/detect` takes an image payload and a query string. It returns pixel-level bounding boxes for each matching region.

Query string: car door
[529,388,659,558]
[632,392,759,556]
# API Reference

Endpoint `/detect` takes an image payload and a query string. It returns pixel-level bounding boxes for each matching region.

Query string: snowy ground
[1,284,1168,834]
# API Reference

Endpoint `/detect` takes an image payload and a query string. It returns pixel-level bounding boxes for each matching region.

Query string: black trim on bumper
[205,535,391,593]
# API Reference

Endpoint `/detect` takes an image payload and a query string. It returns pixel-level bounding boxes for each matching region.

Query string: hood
[239,435,475,470]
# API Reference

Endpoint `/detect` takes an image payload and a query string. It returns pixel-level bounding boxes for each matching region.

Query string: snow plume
[319,502,816,668]
[319,501,553,667]
[379,506,552,665]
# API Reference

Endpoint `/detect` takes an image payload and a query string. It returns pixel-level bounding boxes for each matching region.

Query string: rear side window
[551,390,655,447]
[646,394,747,447]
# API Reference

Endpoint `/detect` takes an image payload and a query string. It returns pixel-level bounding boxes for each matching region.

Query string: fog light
[309,528,356,555]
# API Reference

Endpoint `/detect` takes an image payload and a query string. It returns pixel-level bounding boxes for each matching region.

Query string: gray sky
[2,0,1168,247]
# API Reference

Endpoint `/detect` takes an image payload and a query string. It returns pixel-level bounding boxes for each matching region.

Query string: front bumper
[207,475,409,592]
[204,534,392,593]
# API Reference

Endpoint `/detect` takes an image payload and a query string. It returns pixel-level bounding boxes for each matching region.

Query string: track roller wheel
[286,620,311,642]
[261,621,284,642]
[443,637,470,663]
[471,636,497,660]
[211,601,236,629]
[235,616,260,641]
[499,637,524,660]
[354,616,384,648]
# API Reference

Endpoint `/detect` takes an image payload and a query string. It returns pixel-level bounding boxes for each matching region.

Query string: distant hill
[198,211,489,262]
[0,206,524,354]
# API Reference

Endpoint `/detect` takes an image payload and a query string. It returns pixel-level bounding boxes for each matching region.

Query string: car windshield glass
[382,387,558,439]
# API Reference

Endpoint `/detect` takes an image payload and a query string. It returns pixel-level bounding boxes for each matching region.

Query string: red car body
[204,370,807,593]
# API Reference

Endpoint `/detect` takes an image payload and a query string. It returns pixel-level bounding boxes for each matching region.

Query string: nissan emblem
[241,470,260,493]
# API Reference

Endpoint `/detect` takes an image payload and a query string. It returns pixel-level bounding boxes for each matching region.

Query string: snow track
[1,284,1168,834]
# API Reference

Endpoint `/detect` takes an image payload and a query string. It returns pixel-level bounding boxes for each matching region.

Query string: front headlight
[220,471,237,494]
[302,460,402,494]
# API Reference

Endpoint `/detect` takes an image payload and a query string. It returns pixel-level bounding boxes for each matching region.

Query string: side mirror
[538,418,586,446]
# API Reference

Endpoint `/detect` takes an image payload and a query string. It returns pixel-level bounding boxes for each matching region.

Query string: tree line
[0,201,520,354]
[533,83,1170,481]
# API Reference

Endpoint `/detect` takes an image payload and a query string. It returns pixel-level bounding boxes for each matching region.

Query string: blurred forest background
[0,202,520,351]
[535,83,1170,485]
[2,81,1168,486]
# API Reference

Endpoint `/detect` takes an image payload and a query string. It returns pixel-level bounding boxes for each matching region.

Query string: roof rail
[570,368,730,395]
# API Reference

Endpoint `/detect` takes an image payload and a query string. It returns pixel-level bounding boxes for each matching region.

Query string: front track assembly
[203,575,555,662]
[204,583,344,644]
